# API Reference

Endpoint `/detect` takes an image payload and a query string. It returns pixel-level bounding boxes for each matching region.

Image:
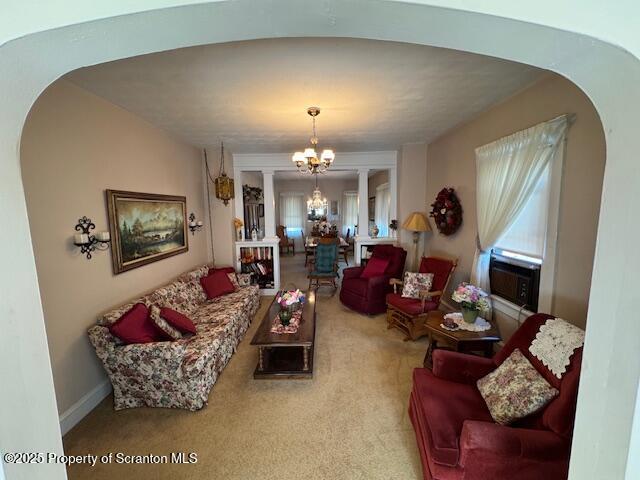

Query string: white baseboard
[59,379,111,435]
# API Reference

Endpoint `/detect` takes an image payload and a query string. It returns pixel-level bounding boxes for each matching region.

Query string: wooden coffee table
[423,310,501,368]
[250,290,316,379]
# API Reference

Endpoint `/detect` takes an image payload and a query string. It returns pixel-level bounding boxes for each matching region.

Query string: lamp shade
[402,212,431,232]
[321,149,335,163]
[292,151,305,163]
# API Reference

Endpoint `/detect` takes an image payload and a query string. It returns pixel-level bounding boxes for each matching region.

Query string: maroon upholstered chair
[386,256,457,340]
[409,313,582,480]
[339,244,407,315]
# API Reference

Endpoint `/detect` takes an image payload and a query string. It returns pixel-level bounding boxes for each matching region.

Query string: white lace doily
[529,318,584,379]
[442,312,492,332]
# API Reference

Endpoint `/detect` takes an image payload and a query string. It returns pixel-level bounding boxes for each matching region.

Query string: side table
[423,310,501,369]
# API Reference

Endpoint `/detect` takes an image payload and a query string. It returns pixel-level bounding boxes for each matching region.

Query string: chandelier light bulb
[292,151,305,163]
[321,149,335,164]
[291,107,335,174]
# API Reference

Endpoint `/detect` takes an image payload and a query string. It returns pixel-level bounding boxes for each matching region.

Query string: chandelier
[292,107,335,174]
[307,175,328,211]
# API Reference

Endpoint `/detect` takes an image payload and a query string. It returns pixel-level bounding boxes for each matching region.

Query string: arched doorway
[2,2,638,479]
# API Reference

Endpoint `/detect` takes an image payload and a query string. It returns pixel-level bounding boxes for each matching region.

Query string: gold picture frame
[106,190,188,274]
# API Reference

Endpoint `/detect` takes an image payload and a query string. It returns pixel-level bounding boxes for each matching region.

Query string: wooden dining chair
[303,229,315,267]
[339,228,353,265]
[277,225,295,255]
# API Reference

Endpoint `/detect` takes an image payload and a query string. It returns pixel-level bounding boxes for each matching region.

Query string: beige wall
[398,143,428,268]
[425,74,606,331]
[20,81,209,415]
[368,170,389,193]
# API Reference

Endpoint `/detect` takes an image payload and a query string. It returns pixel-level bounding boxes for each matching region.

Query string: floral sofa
[88,265,260,411]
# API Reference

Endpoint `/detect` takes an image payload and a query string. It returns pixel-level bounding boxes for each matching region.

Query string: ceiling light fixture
[292,107,335,174]
[307,174,328,212]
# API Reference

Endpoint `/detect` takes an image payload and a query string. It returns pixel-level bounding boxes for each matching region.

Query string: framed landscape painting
[106,190,188,274]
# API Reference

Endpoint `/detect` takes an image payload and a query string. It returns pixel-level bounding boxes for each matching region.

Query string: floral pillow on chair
[477,348,559,425]
[402,272,434,299]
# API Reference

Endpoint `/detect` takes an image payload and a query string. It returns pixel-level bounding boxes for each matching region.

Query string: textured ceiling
[66,38,544,153]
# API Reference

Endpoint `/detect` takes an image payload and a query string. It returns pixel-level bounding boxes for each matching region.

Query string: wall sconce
[188,213,203,235]
[73,216,111,260]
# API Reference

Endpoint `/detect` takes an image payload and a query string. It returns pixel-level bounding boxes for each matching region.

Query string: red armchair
[409,313,582,480]
[386,256,457,340]
[339,244,407,315]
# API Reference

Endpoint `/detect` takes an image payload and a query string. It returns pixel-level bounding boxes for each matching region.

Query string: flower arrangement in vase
[276,289,306,326]
[451,282,490,323]
[389,219,398,238]
[233,217,244,241]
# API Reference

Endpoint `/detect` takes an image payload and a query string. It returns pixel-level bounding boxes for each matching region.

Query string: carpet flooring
[63,254,427,479]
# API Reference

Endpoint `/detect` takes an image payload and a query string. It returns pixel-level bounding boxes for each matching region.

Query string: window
[279,193,305,242]
[374,183,390,237]
[342,191,358,237]
[491,162,551,312]
[494,164,551,261]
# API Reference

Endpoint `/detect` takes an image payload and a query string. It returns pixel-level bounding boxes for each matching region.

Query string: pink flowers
[276,289,305,308]
[452,283,490,312]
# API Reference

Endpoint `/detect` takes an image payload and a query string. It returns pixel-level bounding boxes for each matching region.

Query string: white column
[389,166,398,229]
[262,169,277,240]
[354,168,370,265]
[356,167,370,239]
[233,166,244,240]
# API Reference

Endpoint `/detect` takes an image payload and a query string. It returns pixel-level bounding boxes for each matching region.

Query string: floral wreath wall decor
[429,187,463,235]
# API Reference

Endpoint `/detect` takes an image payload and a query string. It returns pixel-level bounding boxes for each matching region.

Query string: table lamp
[402,212,431,271]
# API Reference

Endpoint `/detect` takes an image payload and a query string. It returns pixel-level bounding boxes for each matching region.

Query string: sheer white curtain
[495,163,551,259]
[374,183,390,237]
[471,115,569,292]
[279,192,305,249]
[342,191,358,237]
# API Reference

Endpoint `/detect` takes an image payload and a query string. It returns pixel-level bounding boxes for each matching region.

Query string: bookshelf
[235,240,280,295]
[354,237,397,265]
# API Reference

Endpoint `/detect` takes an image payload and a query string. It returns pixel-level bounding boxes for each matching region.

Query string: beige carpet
[64,254,427,479]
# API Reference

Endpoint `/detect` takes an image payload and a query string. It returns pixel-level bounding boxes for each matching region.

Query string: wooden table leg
[423,335,436,369]
[303,346,310,371]
[258,347,265,371]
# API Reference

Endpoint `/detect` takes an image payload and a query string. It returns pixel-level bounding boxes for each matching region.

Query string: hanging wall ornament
[429,187,463,235]
[212,142,234,206]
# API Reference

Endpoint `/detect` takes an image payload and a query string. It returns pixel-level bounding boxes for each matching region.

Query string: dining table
[304,236,349,248]
[304,236,351,266]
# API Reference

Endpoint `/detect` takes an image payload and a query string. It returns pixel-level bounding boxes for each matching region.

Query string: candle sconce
[188,213,203,235]
[73,216,111,260]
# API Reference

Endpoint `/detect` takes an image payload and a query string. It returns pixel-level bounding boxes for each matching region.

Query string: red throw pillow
[200,269,236,299]
[108,303,162,344]
[360,257,390,279]
[208,266,236,276]
[160,307,197,335]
